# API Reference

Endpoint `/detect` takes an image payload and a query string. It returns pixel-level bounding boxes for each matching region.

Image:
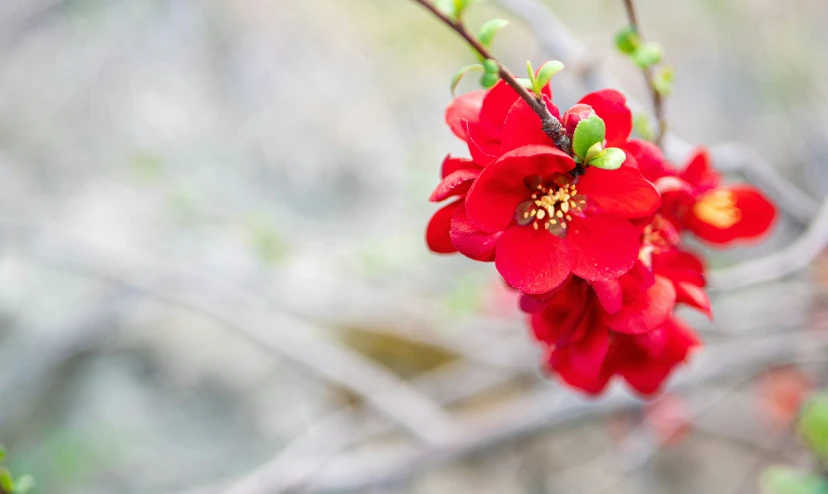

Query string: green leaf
[584,141,604,163]
[450,64,484,95]
[571,115,606,161]
[0,445,5,463]
[760,466,828,494]
[588,147,625,170]
[534,60,565,94]
[632,42,663,68]
[525,60,537,93]
[633,113,654,142]
[798,393,828,461]
[478,18,509,50]
[0,469,14,493]
[434,0,457,18]
[653,65,675,96]
[515,78,534,89]
[615,26,640,55]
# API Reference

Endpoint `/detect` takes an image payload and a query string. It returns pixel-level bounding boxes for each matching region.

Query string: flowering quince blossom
[425,68,777,396]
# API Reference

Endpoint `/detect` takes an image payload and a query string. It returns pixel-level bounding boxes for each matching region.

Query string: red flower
[525,260,700,396]
[462,145,660,294]
[651,248,712,318]
[661,148,778,246]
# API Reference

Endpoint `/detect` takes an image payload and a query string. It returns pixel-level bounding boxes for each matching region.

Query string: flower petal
[680,147,719,190]
[440,155,479,178]
[500,96,562,153]
[495,225,572,294]
[479,80,521,131]
[568,215,640,281]
[577,89,632,146]
[622,139,675,181]
[445,90,485,141]
[449,202,502,262]
[675,282,713,319]
[577,166,661,218]
[465,145,575,233]
[465,121,499,167]
[607,274,676,334]
[425,199,461,254]
[591,278,623,314]
[429,168,480,202]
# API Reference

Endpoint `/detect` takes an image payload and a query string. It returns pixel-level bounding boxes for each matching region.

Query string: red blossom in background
[426,65,776,397]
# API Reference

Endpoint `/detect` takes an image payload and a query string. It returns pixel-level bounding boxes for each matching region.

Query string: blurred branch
[411,0,572,154]
[279,331,828,492]
[709,198,828,290]
[12,226,463,446]
[620,0,667,147]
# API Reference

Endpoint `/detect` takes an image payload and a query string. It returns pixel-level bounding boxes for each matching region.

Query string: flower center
[693,190,741,229]
[515,181,585,234]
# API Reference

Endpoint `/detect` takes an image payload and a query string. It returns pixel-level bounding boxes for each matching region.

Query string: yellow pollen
[515,181,585,233]
[566,214,572,221]
[556,210,563,218]
[523,212,529,219]
[561,222,567,229]
[693,190,741,229]
[550,219,557,224]
[533,222,539,230]
[536,210,546,219]
[561,202,569,213]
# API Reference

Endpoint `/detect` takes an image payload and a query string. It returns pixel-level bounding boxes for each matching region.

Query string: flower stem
[412,0,572,155]
[622,0,667,147]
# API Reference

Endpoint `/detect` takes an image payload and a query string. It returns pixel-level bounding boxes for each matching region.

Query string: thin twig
[411,0,572,154]
[621,0,667,147]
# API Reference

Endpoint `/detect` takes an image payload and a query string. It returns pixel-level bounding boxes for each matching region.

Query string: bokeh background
[0,0,827,492]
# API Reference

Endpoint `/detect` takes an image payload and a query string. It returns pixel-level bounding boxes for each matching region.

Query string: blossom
[461,145,660,294]
[526,275,699,396]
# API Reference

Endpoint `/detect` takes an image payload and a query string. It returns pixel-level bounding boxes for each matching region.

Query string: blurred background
[0,0,827,492]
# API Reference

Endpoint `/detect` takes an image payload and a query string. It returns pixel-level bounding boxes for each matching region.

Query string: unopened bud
[562,104,597,139]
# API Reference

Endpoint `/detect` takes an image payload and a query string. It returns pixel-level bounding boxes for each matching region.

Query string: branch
[621,0,667,147]
[411,0,572,154]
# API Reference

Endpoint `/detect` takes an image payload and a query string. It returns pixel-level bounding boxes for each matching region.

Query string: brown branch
[622,0,667,147]
[412,0,572,155]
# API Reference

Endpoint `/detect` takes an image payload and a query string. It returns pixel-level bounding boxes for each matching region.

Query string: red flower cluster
[427,75,777,396]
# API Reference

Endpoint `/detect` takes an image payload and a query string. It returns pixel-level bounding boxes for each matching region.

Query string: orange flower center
[693,190,741,229]
[515,182,585,235]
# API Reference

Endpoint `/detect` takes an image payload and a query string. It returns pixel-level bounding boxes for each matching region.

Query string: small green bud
[632,42,663,68]
[480,71,499,88]
[653,65,675,96]
[615,26,640,55]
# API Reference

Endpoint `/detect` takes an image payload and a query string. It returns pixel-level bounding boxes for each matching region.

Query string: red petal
[688,186,777,246]
[445,90,485,141]
[426,200,461,254]
[429,168,480,202]
[500,96,560,153]
[607,275,676,334]
[495,225,572,294]
[622,139,675,181]
[675,282,712,319]
[549,341,613,395]
[440,155,479,178]
[578,166,661,218]
[619,318,700,396]
[465,121,499,167]
[449,202,502,262]
[479,80,520,131]
[592,279,623,314]
[568,215,640,282]
[577,89,632,146]
[566,322,610,378]
[680,147,719,190]
[465,145,575,233]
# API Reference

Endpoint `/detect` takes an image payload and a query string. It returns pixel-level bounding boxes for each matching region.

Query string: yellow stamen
[693,190,741,229]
